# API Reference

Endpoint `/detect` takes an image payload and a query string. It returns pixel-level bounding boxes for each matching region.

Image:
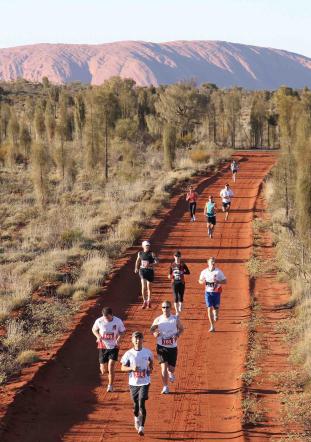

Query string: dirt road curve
[0,152,276,442]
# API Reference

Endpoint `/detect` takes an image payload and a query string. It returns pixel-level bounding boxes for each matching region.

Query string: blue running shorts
[205,291,221,308]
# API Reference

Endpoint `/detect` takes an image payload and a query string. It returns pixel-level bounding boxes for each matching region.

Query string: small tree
[163,124,176,170]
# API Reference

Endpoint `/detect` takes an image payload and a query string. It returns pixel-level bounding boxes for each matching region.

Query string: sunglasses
[162,306,170,309]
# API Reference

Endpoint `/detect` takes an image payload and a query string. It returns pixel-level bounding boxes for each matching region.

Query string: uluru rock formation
[0,40,311,89]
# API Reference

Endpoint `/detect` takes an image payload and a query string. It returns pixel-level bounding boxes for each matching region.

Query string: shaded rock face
[1,40,311,89]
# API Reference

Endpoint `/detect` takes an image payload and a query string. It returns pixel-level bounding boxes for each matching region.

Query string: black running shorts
[172,282,185,303]
[207,215,216,225]
[156,345,178,367]
[139,268,154,283]
[99,347,119,364]
[222,202,231,209]
[130,384,150,401]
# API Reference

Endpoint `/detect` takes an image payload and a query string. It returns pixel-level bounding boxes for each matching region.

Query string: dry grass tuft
[16,350,40,365]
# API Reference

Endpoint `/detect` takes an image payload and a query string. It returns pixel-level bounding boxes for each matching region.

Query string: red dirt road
[0,153,276,442]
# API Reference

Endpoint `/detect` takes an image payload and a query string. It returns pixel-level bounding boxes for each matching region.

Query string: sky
[0,0,311,57]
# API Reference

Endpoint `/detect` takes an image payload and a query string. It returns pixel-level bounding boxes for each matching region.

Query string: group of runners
[91,159,239,436]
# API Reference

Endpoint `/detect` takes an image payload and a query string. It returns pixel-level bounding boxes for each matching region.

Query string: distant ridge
[0,40,311,90]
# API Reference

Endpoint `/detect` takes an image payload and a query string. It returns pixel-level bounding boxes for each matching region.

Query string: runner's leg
[207,306,214,328]
[146,281,152,301]
[141,278,147,301]
[108,359,116,386]
[161,362,169,386]
[100,362,106,376]
[139,398,147,425]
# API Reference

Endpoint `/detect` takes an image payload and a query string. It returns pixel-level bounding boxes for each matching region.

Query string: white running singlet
[220,188,234,203]
[152,314,179,348]
[93,316,125,349]
[199,267,226,292]
[121,347,153,386]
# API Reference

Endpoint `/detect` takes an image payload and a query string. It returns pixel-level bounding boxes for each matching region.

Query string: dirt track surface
[0,152,276,442]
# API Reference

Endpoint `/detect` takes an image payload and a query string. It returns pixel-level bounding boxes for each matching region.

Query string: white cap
[142,240,150,247]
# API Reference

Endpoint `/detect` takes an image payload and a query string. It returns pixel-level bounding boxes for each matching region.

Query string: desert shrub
[61,229,84,247]
[190,149,210,163]
[16,350,40,365]
[56,283,75,298]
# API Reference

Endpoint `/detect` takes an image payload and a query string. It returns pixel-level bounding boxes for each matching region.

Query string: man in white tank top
[121,331,153,437]
[150,300,184,394]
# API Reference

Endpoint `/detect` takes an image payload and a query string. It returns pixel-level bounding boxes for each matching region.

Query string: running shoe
[193,215,196,221]
[134,416,141,431]
[213,310,218,322]
[209,326,215,333]
[106,385,113,392]
[142,301,147,309]
[147,301,151,308]
[138,426,144,436]
[168,372,175,383]
[161,386,170,394]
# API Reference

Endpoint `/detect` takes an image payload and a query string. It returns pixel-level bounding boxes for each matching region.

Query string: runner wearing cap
[186,185,198,222]
[121,331,154,437]
[199,257,227,332]
[204,195,217,238]
[168,251,190,315]
[135,240,158,309]
[92,307,126,392]
[230,159,239,182]
[150,301,184,394]
[220,183,234,221]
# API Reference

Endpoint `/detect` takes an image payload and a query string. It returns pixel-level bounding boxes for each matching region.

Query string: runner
[121,331,153,437]
[230,159,239,182]
[198,257,227,332]
[204,195,217,238]
[150,300,184,394]
[220,183,234,221]
[168,251,190,315]
[186,185,198,222]
[92,307,126,392]
[135,240,158,309]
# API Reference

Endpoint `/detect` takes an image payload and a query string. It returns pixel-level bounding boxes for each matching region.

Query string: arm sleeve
[183,263,190,274]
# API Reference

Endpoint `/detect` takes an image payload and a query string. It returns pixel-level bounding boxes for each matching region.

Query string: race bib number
[102,332,114,340]
[141,260,149,269]
[162,337,175,346]
[134,369,146,379]
[173,269,181,280]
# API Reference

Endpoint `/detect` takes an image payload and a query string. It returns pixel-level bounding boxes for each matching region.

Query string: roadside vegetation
[263,86,311,440]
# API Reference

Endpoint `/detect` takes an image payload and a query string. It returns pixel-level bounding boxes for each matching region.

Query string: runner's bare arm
[148,358,154,372]
[176,318,184,336]
[121,364,140,373]
[116,330,126,346]
[134,254,141,273]
[91,325,101,341]
[198,276,205,284]
[150,320,160,336]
